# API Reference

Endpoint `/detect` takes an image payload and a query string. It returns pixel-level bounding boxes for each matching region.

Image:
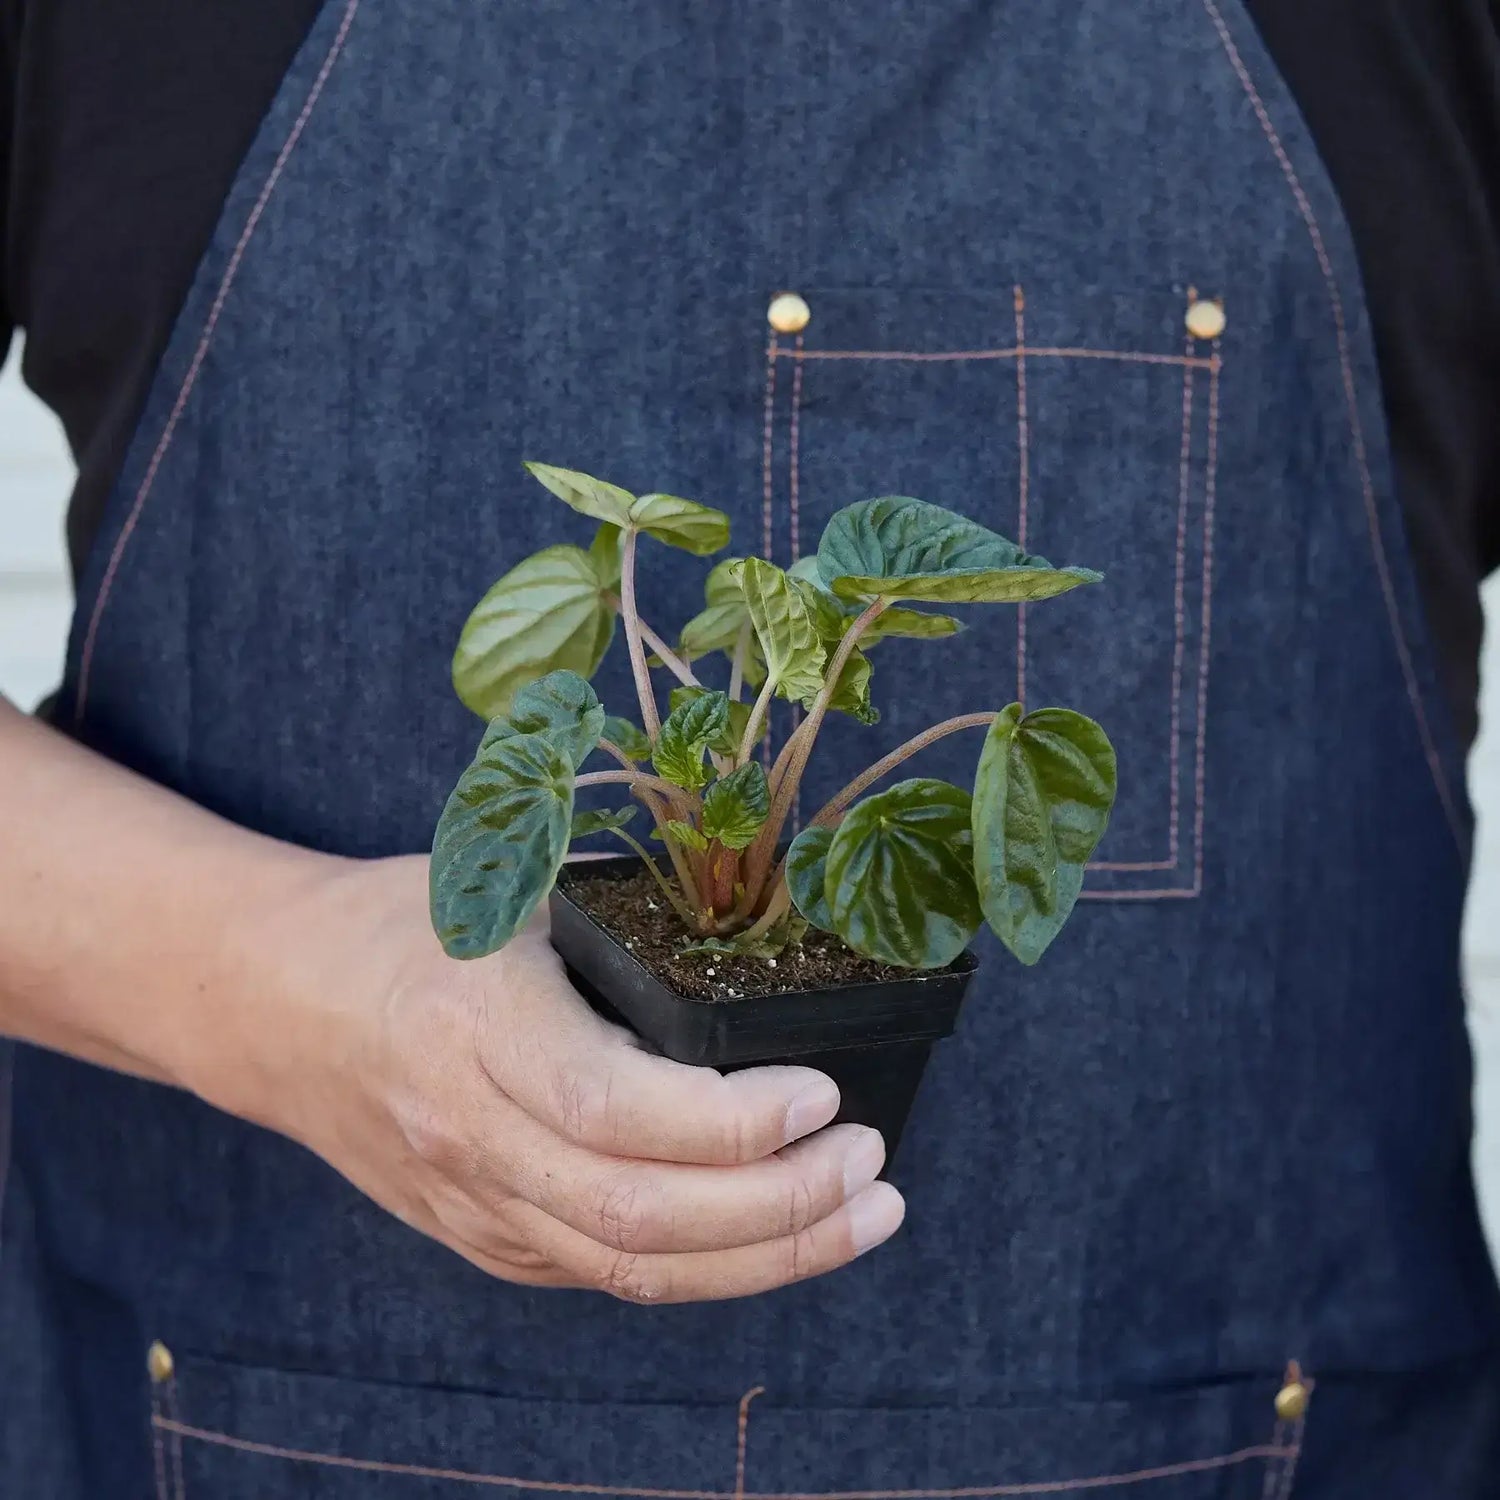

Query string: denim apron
[5,0,1500,1494]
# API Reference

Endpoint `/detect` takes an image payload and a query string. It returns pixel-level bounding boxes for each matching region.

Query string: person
[2,2,1498,1494]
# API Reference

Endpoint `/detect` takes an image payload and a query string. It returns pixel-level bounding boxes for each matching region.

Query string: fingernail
[784,1079,840,1142]
[842,1130,886,1198]
[848,1182,905,1255]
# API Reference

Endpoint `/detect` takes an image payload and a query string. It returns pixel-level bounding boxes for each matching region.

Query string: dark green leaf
[817,496,1101,604]
[430,732,575,960]
[678,559,766,688]
[481,670,604,770]
[570,806,637,840]
[601,715,652,762]
[972,704,1117,965]
[452,544,616,721]
[740,557,825,702]
[653,691,731,790]
[663,819,709,852]
[680,910,808,960]
[523,464,730,555]
[784,824,836,932]
[824,778,982,968]
[669,686,765,756]
[701,762,770,850]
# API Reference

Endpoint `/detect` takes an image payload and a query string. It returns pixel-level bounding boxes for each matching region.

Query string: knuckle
[784,1174,818,1239]
[783,1223,821,1285]
[400,1105,470,1179]
[549,1067,622,1149]
[587,1168,655,1252]
[597,1250,666,1305]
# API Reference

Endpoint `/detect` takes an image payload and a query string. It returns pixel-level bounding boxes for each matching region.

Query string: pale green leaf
[663,819,709,852]
[678,559,766,688]
[740,557,826,703]
[570,806,638,840]
[523,464,729,555]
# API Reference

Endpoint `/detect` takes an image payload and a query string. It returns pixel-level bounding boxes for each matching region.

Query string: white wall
[2,351,1499,1248]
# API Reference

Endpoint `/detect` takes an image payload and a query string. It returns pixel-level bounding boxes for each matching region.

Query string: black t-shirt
[4,2,1498,744]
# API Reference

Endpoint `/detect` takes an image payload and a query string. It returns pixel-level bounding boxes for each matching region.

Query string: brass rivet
[1274,1380,1308,1421]
[1185,298,1226,341]
[767,292,811,335]
[146,1340,175,1385]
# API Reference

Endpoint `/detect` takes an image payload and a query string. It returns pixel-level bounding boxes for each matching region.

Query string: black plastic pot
[549,856,976,1168]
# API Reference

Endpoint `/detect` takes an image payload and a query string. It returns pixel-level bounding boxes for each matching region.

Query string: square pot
[548,856,977,1166]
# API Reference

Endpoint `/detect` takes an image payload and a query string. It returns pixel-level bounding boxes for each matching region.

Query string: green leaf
[589,523,625,590]
[680,910,808,960]
[653,691,730,790]
[784,824,836,932]
[824,778,983,968]
[570,806,638,840]
[669,686,765,757]
[662,819,709,852]
[789,576,877,723]
[740,557,826,703]
[790,555,961,646]
[600,715,652,762]
[481,670,604,771]
[524,463,729,555]
[701,762,770,850]
[817,496,1101,604]
[628,493,731,556]
[430,731,575,960]
[862,606,963,644]
[972,704,1116,966]
[678,559,766,688]
[453,544,616,721]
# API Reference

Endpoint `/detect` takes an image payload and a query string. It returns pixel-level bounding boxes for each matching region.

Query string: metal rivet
[1185,298,1226,341]
[1273,1380,1309,1421]
[767,292,811,334]
[146,1340,175,1384]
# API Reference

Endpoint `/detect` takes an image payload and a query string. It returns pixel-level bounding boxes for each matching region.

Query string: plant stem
[634,618,700,690]
[738,672,778,766]
[809,713,999,827]
[619,530,661,738]
[728,620,751,703]
[609,829,697,926]
[593,737,636,772]
[575,768,689,802]
[739,598,887,904]
[737,880,792,944]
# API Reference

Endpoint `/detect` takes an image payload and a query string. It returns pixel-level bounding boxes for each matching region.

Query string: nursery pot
[549,855,977,1169]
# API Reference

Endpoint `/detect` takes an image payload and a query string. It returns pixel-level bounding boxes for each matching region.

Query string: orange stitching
[760,335,779,775]
[150,1387,171,1500]
[788,340,806,831]
[1190,348,1221,900]
[73,0,362,723]
[777,347,1215,370]
[735,1387,765,1500]
[1196,0,1460,844]
[167,1373,187,1500]
[149,1418,1294,1498]
[1013,285,1029,708]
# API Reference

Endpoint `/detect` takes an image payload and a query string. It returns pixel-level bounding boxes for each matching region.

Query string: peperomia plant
[430,463,1117,971]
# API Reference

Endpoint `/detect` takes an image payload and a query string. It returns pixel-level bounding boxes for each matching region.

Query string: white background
[2,351,1498,1249]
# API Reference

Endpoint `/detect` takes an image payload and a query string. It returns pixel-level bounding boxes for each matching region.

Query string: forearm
[0,694,337,1090]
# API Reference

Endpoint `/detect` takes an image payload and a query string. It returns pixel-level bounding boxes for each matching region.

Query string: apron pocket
[771,285,1221,902]
[147,1348,1307,1499]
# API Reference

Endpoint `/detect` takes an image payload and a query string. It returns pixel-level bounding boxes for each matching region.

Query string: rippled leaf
[480,670,604,771]
[824,778,982,968]
[817,496,1100,604]
[570,806,638,840]
[678,559,766,688]
[680,910,808,959]
[453,545,615,721]
[972,704,1116,965]
[669,686,764,757]
[653,690,731,790]
[601,715,651,762]
[701,762,770,850]
[430,732,574,960]
[740,557,826,703]
[784,823,836,932]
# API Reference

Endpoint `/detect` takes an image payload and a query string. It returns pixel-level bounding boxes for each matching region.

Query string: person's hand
[213,855,905,1304]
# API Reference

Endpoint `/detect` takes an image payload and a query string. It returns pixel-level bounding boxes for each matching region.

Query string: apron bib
[5,1,1499,1494]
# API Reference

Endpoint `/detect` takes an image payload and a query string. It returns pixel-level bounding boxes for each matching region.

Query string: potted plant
[429,464,1116,1161]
